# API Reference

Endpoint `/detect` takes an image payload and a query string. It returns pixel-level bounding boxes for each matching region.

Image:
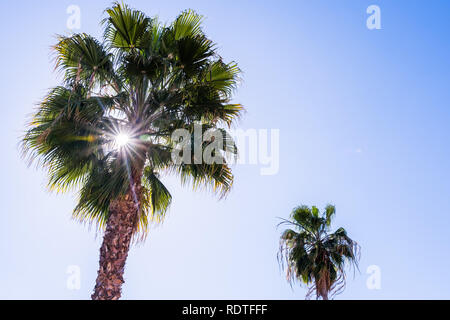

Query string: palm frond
[173,9,204,40]
[103,2,152,51]
[53,33,113,86]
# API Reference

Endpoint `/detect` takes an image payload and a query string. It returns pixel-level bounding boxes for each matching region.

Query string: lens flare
[115,133,130,148]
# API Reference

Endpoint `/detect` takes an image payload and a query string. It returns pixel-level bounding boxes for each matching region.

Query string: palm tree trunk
[316,279,329,300]
[91,169,142,300]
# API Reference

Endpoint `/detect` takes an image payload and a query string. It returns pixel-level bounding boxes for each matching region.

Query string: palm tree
[21,2,242,300]
[278,205,360,300]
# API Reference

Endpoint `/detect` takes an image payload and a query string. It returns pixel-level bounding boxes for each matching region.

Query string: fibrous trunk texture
[316,276,330,301]
[91,171,142,300]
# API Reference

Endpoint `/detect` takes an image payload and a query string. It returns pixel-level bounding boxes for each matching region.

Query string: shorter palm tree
[278,205,360,300]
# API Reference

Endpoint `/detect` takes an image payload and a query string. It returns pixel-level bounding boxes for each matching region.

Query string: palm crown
[22,3,242,236]
[278,205,360,300]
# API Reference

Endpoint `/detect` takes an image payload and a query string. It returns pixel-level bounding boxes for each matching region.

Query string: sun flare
[114,133,130,148]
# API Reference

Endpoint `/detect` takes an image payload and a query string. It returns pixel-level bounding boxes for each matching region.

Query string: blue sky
[1,0,450,299]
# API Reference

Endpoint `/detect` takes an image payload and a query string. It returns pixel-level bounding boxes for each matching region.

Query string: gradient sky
[1,0,450,299]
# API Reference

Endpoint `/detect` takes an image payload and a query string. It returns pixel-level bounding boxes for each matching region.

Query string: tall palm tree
[278,205,360,300]
[21,3,242,300]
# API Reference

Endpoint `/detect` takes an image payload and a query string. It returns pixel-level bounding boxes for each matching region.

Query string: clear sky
[1,0,450,299]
